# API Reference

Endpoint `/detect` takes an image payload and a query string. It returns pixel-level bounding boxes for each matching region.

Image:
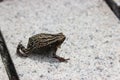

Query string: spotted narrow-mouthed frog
[16,33,69,62]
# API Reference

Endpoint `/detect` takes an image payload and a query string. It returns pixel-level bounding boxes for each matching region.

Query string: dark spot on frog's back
[17,33,69,62]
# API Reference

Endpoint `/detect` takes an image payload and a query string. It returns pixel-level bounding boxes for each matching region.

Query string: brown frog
[16,33,69,62]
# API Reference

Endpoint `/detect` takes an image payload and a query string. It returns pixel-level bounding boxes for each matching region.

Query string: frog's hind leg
[16,42,29,57]
[52,48,70,62]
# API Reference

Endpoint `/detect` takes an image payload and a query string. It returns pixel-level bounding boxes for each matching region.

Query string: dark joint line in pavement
[105,0,120,20]
[0,30,19,80]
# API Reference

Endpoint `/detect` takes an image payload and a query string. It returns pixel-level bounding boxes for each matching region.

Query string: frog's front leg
[52,47,70,62]
[16,42,29,57]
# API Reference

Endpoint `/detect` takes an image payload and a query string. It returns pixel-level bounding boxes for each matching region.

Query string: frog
[16,33,69,62]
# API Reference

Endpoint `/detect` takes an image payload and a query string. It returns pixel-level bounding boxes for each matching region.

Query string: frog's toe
[53,56,70,62]
[59,58,70,62]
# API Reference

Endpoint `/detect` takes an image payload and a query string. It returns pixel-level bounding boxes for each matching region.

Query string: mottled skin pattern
[17,33,69,62]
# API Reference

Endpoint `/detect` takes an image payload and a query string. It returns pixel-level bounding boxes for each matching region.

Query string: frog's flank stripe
[0,30,19,80]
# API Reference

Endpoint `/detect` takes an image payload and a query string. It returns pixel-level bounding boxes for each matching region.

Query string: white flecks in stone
[0,0,120,80]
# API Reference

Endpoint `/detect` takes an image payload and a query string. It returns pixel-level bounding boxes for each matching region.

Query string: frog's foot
[53,56,70,62]
[16,42,28,57]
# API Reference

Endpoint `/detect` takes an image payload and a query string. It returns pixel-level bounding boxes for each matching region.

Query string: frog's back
[27,33,59,49]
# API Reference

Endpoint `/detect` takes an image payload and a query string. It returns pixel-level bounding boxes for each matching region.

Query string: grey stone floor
[0,0,120,80]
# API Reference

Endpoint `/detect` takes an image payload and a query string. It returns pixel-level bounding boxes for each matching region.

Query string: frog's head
[56,33,66,47]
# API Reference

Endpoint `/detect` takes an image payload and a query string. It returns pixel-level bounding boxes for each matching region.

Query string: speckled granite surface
[0,0,120,80]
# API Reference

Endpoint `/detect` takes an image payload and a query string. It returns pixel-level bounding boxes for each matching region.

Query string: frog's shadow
[26,52,59,63]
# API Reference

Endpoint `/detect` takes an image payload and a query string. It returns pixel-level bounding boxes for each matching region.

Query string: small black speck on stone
[19,74,23,77]
[88,55,91,57]
[40,75,43,78]
[90,45,94,49]
[108,56,113,59]
[89,35,93,40]
[110,62,113,64]
[119,60,120,62]
[104,40,109,44]
[95,56,100,59]
[95,29,98,32]
[107,75,110,77]
[96,67,103,72]
[32,70,37,73]
[48,70,50,73]
[81,78,85,80]
[108,35,112,37]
